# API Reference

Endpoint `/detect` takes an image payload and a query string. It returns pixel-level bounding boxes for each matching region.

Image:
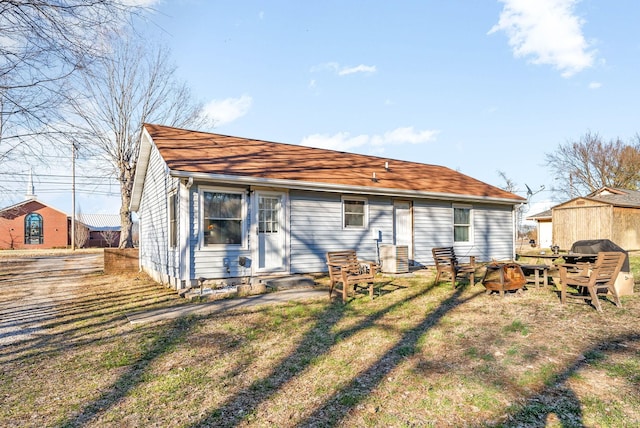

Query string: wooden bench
[558,251,624,312]
[326,250,377,302]
[432,246,476,287]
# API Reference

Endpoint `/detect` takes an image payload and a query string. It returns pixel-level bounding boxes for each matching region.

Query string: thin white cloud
[588,81,602,89]
[300,127,439,151]
[373,127,439,145]
[309,62,339,73]
[338,65,377,75]
[310,62,377,76]
[203,95,253,126]
[488,0,596,77]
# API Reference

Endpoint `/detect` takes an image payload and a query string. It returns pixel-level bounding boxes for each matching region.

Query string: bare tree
[100,229,118,248]
[67,34,210,248]
[74,209,89,249]
[0,1,144,191]
[545,132,640,199]
[497,170,527,240]
[497,170,518,193]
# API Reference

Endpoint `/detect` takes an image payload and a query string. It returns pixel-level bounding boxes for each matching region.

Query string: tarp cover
[570,239,630,272]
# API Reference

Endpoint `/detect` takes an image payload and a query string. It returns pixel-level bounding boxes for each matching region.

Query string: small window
[202,190,244,246]
[25,213,43,245]
[453,206,472,243]
[259,196,280,233]
[343,198,367,228]
[169,192,178,248]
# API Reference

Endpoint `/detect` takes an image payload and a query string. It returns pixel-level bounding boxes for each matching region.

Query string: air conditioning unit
[379,244,409,273]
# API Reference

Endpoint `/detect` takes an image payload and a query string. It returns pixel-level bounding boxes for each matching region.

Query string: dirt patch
[0,253,104,346]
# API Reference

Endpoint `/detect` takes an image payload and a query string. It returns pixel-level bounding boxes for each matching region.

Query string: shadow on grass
[8,255,636,426]
[54,315,198,427]
[0,283,179,364]
[502,332,640,427]
[189,280,482,427]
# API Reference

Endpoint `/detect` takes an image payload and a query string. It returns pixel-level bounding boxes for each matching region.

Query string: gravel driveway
[0,253,103,346]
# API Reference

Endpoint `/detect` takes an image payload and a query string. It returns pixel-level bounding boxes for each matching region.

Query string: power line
[23,189,120,196]
[0,172,119,180]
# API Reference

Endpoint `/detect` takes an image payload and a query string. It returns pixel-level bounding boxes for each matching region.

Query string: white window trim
[453,204,473,244]
[168,189,178,249]
[342,196,369,230]
[198,186,248,250]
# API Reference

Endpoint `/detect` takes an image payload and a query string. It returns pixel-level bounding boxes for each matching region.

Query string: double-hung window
[201,189,245,247]
[343,197,367,229]
[453,205,472,243]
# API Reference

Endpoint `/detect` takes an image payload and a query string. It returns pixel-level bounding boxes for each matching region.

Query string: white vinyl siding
[413,201,452,265]
[472,204,513,261]
[138,155,516,282]
[137,146,180,284]
[289,191,391,273]
[413,201,514,266]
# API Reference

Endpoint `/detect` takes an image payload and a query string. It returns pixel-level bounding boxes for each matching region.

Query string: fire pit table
[482,262,526,296]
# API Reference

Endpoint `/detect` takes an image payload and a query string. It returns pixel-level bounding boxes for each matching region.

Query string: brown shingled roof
[143,123,524,202]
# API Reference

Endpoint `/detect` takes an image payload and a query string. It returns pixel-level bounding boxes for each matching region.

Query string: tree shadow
[501,332,640,427]
[54,315,198,427]
[0,282,179,364]
[298,285,483,426]
[189,280,482,427]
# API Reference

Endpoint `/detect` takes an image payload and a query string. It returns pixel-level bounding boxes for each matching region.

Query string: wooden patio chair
[432,246,476,288]
[326,250,377,302]
[558,251,624,312]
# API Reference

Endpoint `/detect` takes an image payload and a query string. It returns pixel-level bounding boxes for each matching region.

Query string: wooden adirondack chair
[558,251,625,312]
[432,247,476,287]
[326,250,377,302]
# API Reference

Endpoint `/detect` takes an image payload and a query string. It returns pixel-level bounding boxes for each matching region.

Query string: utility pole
[71,143,76,251]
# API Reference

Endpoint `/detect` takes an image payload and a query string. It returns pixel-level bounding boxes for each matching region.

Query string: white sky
[4,0,640,220]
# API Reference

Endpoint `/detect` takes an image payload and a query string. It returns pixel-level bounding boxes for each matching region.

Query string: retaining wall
[104,248,139,274]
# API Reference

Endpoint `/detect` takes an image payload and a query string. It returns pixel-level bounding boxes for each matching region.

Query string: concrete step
[258,275,317,291]
[182,285,238,301]
[180,275,318,301]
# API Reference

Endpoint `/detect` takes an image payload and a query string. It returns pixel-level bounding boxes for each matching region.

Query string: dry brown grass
[1,256,639,427]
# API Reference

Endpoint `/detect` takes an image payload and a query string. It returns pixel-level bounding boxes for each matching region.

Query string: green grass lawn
[1,256,639,427]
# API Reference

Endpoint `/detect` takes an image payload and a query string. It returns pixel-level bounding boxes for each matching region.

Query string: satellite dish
[525,184,533,197]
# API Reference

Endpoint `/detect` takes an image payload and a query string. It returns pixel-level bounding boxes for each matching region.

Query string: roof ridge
[141,124,525,203]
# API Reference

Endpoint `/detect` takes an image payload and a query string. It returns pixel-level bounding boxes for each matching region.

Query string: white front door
[256,192,286,272]
[394,201,413,262]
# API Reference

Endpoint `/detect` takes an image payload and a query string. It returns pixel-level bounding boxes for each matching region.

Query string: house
[526,209,552,249]
[551,187,640,251]
[130,124,525,289]
[76,214,121,248]
[0,177,70,250]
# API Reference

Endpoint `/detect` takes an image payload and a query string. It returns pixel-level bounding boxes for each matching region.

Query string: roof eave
[169,170,524,205]
[0,198,69,217]
[130,127,154,212]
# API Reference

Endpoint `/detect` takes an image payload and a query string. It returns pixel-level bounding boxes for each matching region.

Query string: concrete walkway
[126,287,328,325]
